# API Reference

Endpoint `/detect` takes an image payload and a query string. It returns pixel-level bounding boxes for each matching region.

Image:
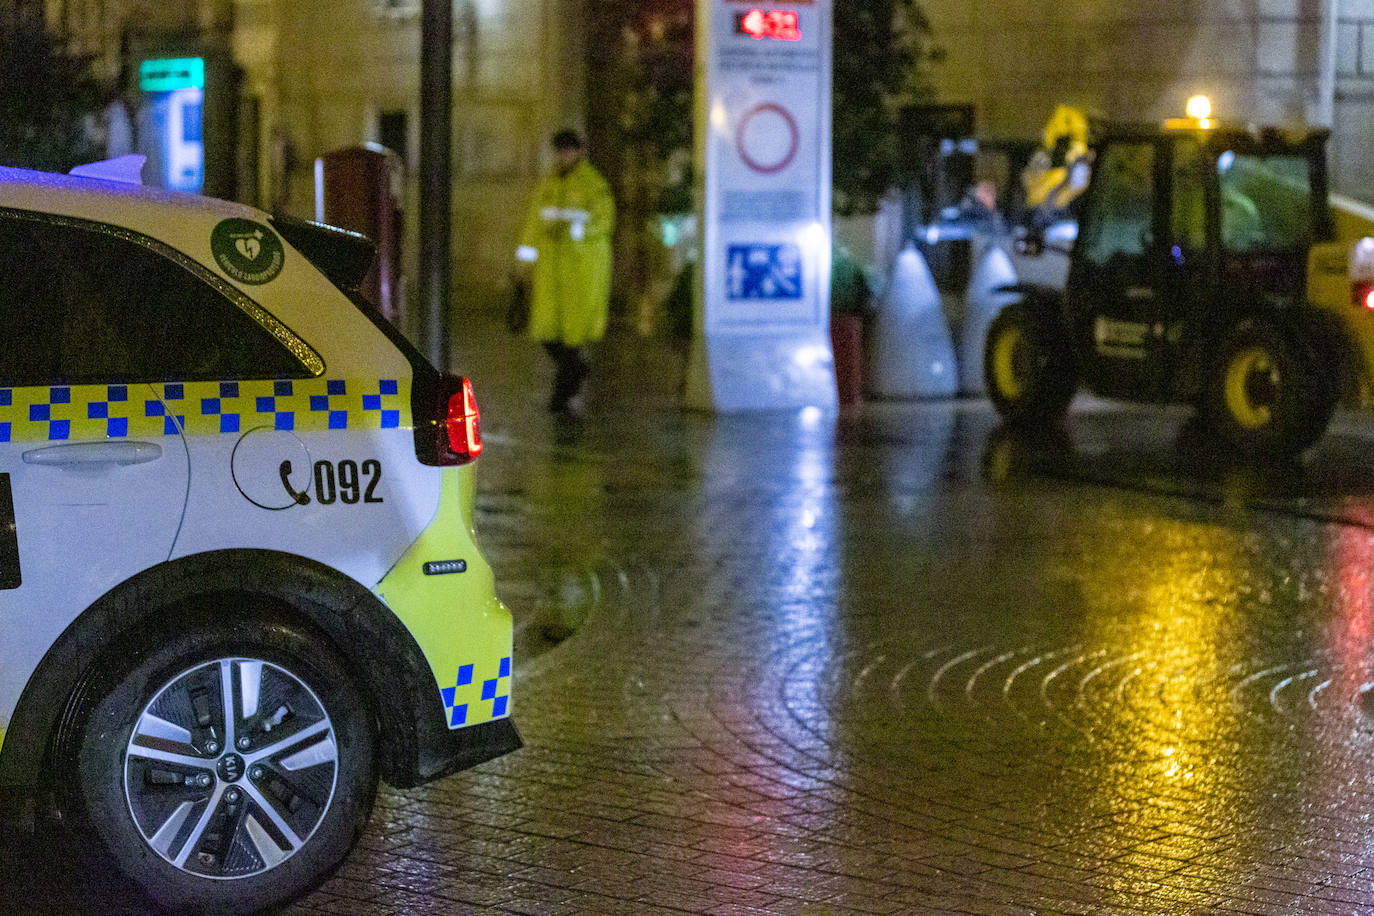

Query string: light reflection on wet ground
[437,350,1374,912]
[12,325,1374,912]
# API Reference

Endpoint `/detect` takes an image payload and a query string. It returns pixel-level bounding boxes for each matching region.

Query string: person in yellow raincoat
[515,129,615,415]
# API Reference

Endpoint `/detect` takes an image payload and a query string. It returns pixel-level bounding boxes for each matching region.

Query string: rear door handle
[1125,286,1156,301]
[22,441,163,467]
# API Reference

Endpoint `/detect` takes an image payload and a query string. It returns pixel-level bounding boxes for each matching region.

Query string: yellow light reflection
[1050,512,1250,898]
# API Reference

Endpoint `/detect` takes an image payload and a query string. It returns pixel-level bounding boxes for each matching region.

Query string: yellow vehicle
[988,107,1374,457]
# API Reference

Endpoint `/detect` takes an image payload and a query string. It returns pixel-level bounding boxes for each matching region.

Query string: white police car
[0,160,518,913]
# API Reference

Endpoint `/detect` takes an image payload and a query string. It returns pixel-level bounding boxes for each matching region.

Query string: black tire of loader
[1202,319,1337,459]
[983,303,1077,424]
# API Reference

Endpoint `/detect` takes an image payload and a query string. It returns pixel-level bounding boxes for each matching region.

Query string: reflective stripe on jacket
[517,160,614,346]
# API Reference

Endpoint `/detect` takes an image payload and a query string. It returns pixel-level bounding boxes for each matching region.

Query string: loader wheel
[984,304,1076,423]
[1202,320,1336,458]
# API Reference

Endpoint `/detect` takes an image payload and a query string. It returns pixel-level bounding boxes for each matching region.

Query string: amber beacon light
[1186,94,1213,121]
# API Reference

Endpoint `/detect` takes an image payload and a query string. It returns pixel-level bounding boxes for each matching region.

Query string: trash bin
[317,144,404,324]
[830,315,864,406]
[831,246,872,407]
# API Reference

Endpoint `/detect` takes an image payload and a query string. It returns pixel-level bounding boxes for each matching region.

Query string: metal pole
[1318,0,1339,128]
[419,0,453,370]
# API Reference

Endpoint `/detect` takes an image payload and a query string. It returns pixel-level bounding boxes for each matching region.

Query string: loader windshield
[1218,152,1316,253]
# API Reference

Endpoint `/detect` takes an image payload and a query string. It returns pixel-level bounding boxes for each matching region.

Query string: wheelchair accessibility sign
[726,244,803,300]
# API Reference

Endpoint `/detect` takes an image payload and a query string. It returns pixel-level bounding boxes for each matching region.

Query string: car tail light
[1352,239,1374,311]
[1355,284,1374,311]
[415,375,482,466]
[448,378,482,459]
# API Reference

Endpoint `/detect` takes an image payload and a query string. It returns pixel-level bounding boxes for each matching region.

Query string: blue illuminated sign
[726,244,803,300]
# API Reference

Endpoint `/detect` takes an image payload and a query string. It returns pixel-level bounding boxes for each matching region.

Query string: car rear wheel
[984,303,1076,422]
[67,615,377,915]
[1203,320,1336,458]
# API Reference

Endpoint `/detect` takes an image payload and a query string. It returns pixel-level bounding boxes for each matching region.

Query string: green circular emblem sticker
[211,218,285,285]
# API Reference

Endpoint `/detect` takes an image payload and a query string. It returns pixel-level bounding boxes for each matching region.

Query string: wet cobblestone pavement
[14,319,1374,913]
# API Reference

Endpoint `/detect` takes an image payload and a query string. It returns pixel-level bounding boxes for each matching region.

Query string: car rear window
[0,210,315,386]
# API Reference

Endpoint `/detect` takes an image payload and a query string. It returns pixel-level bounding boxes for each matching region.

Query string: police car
[0,159,518,913]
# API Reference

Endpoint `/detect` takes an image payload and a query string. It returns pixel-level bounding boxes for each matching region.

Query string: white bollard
[868,243,958,399]
[958,243,1019,395]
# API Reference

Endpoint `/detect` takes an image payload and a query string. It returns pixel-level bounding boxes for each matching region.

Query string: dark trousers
[543,342,589,411]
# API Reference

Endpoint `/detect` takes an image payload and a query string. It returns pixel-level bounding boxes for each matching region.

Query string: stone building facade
[25,0,585,317]
[232,0,586,316]
[39,0,223,67]
[922,0,1374,197]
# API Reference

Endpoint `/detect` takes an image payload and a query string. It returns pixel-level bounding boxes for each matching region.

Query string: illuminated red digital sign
[734,9,801,41]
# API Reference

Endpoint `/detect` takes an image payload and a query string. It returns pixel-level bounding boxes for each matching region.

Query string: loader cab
[1067,124,1331,401]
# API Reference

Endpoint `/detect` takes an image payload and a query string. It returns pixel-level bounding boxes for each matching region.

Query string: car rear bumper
[402,716,522,788]
[374,467,515,737]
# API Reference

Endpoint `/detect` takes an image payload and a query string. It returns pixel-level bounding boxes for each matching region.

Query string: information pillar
[686,0,836,412]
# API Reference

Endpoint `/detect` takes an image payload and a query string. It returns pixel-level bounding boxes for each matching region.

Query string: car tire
[1202,320,1336,458]
[65,613,377,915]
[983,303,1076,423]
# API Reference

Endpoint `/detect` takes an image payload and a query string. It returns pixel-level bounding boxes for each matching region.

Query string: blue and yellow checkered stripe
[0,378,408,443]
[440,655,511,728]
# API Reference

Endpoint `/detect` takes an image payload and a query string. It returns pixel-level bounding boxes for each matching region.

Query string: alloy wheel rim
[123,658,339,879]
[1224,346,1279,430]
[993,326,1028,399]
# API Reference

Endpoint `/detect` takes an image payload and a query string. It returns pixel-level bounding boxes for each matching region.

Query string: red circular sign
[736,103,800,175]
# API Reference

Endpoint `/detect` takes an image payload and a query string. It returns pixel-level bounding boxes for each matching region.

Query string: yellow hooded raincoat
[517,159,615,347]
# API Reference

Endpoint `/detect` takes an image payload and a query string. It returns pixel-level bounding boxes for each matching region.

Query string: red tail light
[415,375,482,466]
[447,378,483,460]
[1357,284,1374,311]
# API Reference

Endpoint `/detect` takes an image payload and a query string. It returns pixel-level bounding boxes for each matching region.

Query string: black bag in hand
[506,278,531,334]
